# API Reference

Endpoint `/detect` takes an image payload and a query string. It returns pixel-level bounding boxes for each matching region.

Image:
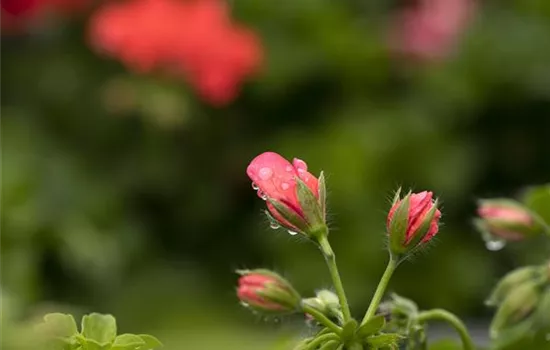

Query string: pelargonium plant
[237,151,550,350]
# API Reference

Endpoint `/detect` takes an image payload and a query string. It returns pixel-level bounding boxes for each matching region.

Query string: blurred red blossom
[89,0,262,106]
[389,0,474,62]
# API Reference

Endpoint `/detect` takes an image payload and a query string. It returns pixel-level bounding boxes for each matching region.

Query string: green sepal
[486,266,543,306]
[138,334,163,349]
[389,192,411,255]
[521,184,550,232]
[365,333,404,348]
[267,198,309,234]
[318,171,327,221]
[75,335,111,350]
[357,315,386,338]
[81,313,117,344]
[391,187,402,207]
[295,177,324,230]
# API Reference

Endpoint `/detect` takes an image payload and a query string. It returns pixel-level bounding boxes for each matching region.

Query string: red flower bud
[247,152,326,236]
[387,190,441,255]
[476,199,541,242]
[237,269,300,314]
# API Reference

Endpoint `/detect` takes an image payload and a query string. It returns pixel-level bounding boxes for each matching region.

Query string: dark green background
[2,0,550,348]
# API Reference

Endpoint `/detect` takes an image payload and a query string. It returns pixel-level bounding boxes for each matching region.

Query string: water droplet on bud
[258,167,273,180]
[285,166,293,172]
[486,239,506,251]
[281,182,290,190]
[257,190,268,200]
[270,222,280,229]
[251,182,259,190]
[287,230,298,236]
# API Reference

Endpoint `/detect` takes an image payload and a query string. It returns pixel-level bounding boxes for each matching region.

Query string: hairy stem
[318,235,352,322]
[360,255,398,326]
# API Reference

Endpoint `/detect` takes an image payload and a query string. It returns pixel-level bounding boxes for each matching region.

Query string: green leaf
[340,319,358,342]
[81,338,112,350]
[111,334,146,350]
[42,313,79,338]
[81,313,117,344]
[138,334,163,349]
[428,339,463,350]
[366,333,404,348]
[357,315,386,338]
[521,184,550,230]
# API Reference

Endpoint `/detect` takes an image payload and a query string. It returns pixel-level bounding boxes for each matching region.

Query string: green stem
[305,333,340,350]
[318,235,352,322]
[417,309,475,350]
[360,255,398,326]
[302,303,343,335]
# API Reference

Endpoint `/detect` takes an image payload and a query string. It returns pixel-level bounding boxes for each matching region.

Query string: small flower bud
[247,152,327,238]
[486,265,547,307]
[476,199,544,242]
[237,269,301,314]
[387,190,441,256]
[489,280,543,338]
[303,290,344,323]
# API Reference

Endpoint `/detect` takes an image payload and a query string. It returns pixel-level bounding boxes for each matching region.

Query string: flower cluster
[89,0,262,106]
[237,151,446,349]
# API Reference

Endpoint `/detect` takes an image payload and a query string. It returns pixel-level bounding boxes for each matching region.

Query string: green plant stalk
[360,255,398,326]
[417,309,475,350]
[302,304,343,335]
[318,235,352,322]
[305,333,340,350]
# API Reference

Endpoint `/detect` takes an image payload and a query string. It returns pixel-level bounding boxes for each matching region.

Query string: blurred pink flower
[1,0,90,33]
[389,0,474,61]
[89,0,262,106]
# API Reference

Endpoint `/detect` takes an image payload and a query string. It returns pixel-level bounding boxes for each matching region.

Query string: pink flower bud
[387,190,441,255]
[237,269,300,314]
[476,199,541,241]
[247,152,325,236]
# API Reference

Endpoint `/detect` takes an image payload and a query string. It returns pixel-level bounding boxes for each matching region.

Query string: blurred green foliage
[2,0,550,349]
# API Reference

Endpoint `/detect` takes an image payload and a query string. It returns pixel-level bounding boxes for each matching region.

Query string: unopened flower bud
[490,280,543,338]
[387,190,441,257]
[476,199,543,242]
[247,152,327,239]
[303,290,343,323]
[237,269,301,314]
[486,266,547,307]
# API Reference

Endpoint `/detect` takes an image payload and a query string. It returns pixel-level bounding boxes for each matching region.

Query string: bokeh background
[2,0,550,349]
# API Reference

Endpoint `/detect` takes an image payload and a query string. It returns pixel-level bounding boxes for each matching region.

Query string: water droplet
[287,230,298,236]
[258,190,268,200]
[270,222,280,229]
[258,167,273,180]
[285,165,293,172]
[486,239,506,251]
[281,182,290,190]
[251,182,259,190]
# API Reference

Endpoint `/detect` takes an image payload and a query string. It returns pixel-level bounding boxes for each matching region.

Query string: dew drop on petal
[285,165,293,172]
[258,190,268,200]
[258,167,273,180]
[270,222,280,229]
[251,182,259,190]
[281,182,290,191]
[486,239,506,251]
[287,230,298,236]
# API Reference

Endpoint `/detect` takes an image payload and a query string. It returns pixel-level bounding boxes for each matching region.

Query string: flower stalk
[360,254,398,326]
[417,309,475,350]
